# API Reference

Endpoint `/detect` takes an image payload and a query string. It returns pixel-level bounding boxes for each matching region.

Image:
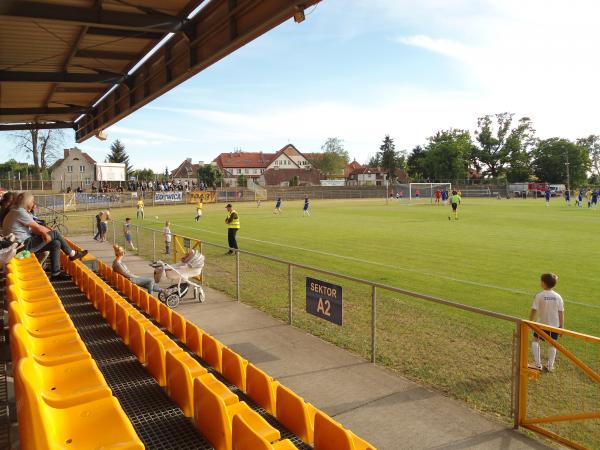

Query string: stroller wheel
[158,290,167,302]
[166,294,180,308]
[198,287,205,303]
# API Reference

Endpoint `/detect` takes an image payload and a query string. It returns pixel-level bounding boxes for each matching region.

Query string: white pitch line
[143,217,600,310]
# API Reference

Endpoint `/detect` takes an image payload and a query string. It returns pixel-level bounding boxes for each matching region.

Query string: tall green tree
[237,174,248,188]
[472,113,536,177]
[310,137,349,176]
[532,138,590,186]
[406,145,427,180]
[368,135,405,179]
[423,129,472,181]
[107,139,132,176]
[197,164,223,188]
[576,135,600,177]
[131,168,154,181]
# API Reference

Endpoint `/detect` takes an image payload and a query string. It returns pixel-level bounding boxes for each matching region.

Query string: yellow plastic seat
[127,316,158,363]
[16,358,144,450]
[145,330,182,386]
[233,414,299,450]
[12,295,65,318]
[138,290,150,312]
[159,302,172,329]
[7,273,52,290]
[19,355,111,408]
[148,295,161,322]
[196,372,239,406]
[170,311,187,342]
[9,302,74,337]
[194,377,280,450]
[115,301,135,343]
[124,278,133,300]
[276,384,317,445]
[185,322,204,355]
[131,284,141,305]
[222,347,248,392]
[11,323,89,367]
[93,283,105,310]
[202,334,223,372]
[246,363,278,415]
[313,411,375,450]
[165,349,208,416]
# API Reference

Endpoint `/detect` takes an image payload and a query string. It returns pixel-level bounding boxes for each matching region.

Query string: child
[545,188,551,207]
[274,197,282,214]
[529,273,565,372]
[195,201,203,223]
[98,210,110,242]
[448,190,461,220]
[136,198,144,219]
[123,217,136,251]
[303,195,310,216]
[163,220,172,255]
[577,189,583,207]
[93,211,102,241]
[564,189,570,206]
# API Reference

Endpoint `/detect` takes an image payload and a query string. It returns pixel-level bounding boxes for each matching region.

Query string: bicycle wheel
[54,223,69,236]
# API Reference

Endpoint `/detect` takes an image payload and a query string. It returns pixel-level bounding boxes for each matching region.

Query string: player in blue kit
[544,188,551,207]
[303,195,310,216]
[577,189,583,208]
[564,189,570,206]
[592,190,598,208]
[441,189,449,206]
[274,197,282,214]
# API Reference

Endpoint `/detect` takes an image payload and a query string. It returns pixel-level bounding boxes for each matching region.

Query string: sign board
[320,179,346,187]
[95,163,126,181]
[306,277,343,325]
[188,191,217,203]
[154,191,183,202]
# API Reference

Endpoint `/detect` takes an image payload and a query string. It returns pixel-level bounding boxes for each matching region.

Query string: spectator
[0,192,16,227]
[3,192,87,280]
[112,245,161,294]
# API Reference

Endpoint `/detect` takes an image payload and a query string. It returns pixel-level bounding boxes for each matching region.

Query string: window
[244,169,248,174]
[85,178,91,186]
[67,165,73,173]
[80,165,85,172]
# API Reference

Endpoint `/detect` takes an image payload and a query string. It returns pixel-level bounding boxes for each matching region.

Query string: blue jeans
[131,276,160,294]
[26,230,73,275]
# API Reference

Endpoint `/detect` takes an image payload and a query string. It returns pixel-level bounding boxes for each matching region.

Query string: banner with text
[154,191,183,202]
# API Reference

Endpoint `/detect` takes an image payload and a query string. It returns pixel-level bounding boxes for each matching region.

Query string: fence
[83,218,599,449]
[0,178,53,191]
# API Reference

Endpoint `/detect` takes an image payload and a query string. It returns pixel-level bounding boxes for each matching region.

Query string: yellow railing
[518,321,600,450]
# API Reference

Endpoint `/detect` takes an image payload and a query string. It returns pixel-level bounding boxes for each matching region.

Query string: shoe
[528,363,542,371]
[226,250,234,255]
[448,216,451,220]
[546,365,555,372]
[50,272,71,282]
[69,250,88,261]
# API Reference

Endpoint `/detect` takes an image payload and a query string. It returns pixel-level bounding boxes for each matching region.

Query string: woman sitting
[112,245,161,294]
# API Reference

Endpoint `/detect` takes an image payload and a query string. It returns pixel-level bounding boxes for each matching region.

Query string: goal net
[409,183,452,204]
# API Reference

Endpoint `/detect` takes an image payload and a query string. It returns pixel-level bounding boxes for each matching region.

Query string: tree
[289,175,299,187]
[107,139,132,176]
[423,129,472,181]
[164,167,169,181]
[310,137,349,177]
[197,164,223,188]
[532,138,590,186]
[10,127,64,176]
[576,135,600,177]
[472,113,536,178]
[406,146,427,180]
[131,168,154,181]
[237,174,248,188]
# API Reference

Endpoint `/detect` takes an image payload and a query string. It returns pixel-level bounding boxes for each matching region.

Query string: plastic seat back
[202,334,223,372]
[313,411,354,450]
[222,347,248,391]
[128,316,153,363]
[159,302,172,329]
[276,384,315,444]
[131,284,141,305]
[103,294,117,329]
[246,363,278,415]
[232,414,272,450]
[185,322,204,355]
[145,330,181,386]
[138,290,150,312]
[114,302,131,343]
[148,295,161,321]
[165,350,207,417]
[170,311,186,341]
[124,279,133,299]
[193,376,231,450]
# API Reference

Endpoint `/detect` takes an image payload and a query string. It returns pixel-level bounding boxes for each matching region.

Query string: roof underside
[0,0,318,141]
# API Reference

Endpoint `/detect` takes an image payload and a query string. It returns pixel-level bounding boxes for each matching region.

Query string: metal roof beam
[0,1,181,33]
[0,122,76,131]
[0,71,122,84]
[0,107,87,116]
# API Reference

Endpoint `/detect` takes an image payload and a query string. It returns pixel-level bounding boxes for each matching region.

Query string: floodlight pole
[565,153,571,192]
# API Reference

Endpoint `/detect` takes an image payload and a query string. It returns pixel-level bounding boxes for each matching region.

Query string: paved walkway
[72,236,554,450]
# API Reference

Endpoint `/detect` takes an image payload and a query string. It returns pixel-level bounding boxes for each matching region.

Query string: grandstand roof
[0,0,319,141]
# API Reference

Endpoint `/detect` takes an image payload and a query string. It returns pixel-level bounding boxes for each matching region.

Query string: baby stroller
[151,249,205,308]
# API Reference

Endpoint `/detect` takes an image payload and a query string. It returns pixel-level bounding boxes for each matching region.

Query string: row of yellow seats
[6,255,144,450]
[69,257,298,450]
[68,249,376,450]
[92,258,376,450]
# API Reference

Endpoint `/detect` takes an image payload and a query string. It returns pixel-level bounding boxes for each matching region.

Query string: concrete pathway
[72,236,554,450]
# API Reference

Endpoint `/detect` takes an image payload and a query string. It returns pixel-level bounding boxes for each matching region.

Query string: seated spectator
[3,192,87,280]
[112,245,162,294]
[0,191,16,227]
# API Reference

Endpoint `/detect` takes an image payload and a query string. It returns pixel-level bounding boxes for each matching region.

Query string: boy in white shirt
[529,273,565,372]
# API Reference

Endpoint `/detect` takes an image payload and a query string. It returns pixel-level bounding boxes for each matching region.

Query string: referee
[225,203,240,255]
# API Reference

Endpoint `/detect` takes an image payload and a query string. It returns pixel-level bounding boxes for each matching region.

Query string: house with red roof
[212,144,319,186]
[50,148,97,191]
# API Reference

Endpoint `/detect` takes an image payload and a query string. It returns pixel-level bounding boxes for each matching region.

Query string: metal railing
[84,218,599,450]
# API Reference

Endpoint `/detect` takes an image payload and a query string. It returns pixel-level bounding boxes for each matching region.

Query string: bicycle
[46,214,69,236]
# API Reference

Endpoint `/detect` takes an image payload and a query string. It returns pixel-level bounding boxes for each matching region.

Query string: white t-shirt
[531,290,564,328]
[163,227,172,243]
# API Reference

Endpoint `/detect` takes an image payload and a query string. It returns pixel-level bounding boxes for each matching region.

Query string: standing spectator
[224,203,240,255]
[163,221,172,255]
[123,218,136,251]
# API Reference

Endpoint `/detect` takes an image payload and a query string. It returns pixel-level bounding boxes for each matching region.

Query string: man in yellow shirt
[195,201,203,223]
[225,203,240,255]
[136,198,144,219]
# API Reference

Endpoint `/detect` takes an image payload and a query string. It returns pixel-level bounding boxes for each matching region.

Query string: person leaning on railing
[2,192,87,281]
[112,244,162,294]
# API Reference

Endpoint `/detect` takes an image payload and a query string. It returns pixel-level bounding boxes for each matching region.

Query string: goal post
[409,183,452,204]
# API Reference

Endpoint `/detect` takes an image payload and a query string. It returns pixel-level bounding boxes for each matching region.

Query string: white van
[549,184,566,197]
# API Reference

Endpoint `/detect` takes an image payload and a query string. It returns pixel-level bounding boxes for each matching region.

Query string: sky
[1,0,599,172]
